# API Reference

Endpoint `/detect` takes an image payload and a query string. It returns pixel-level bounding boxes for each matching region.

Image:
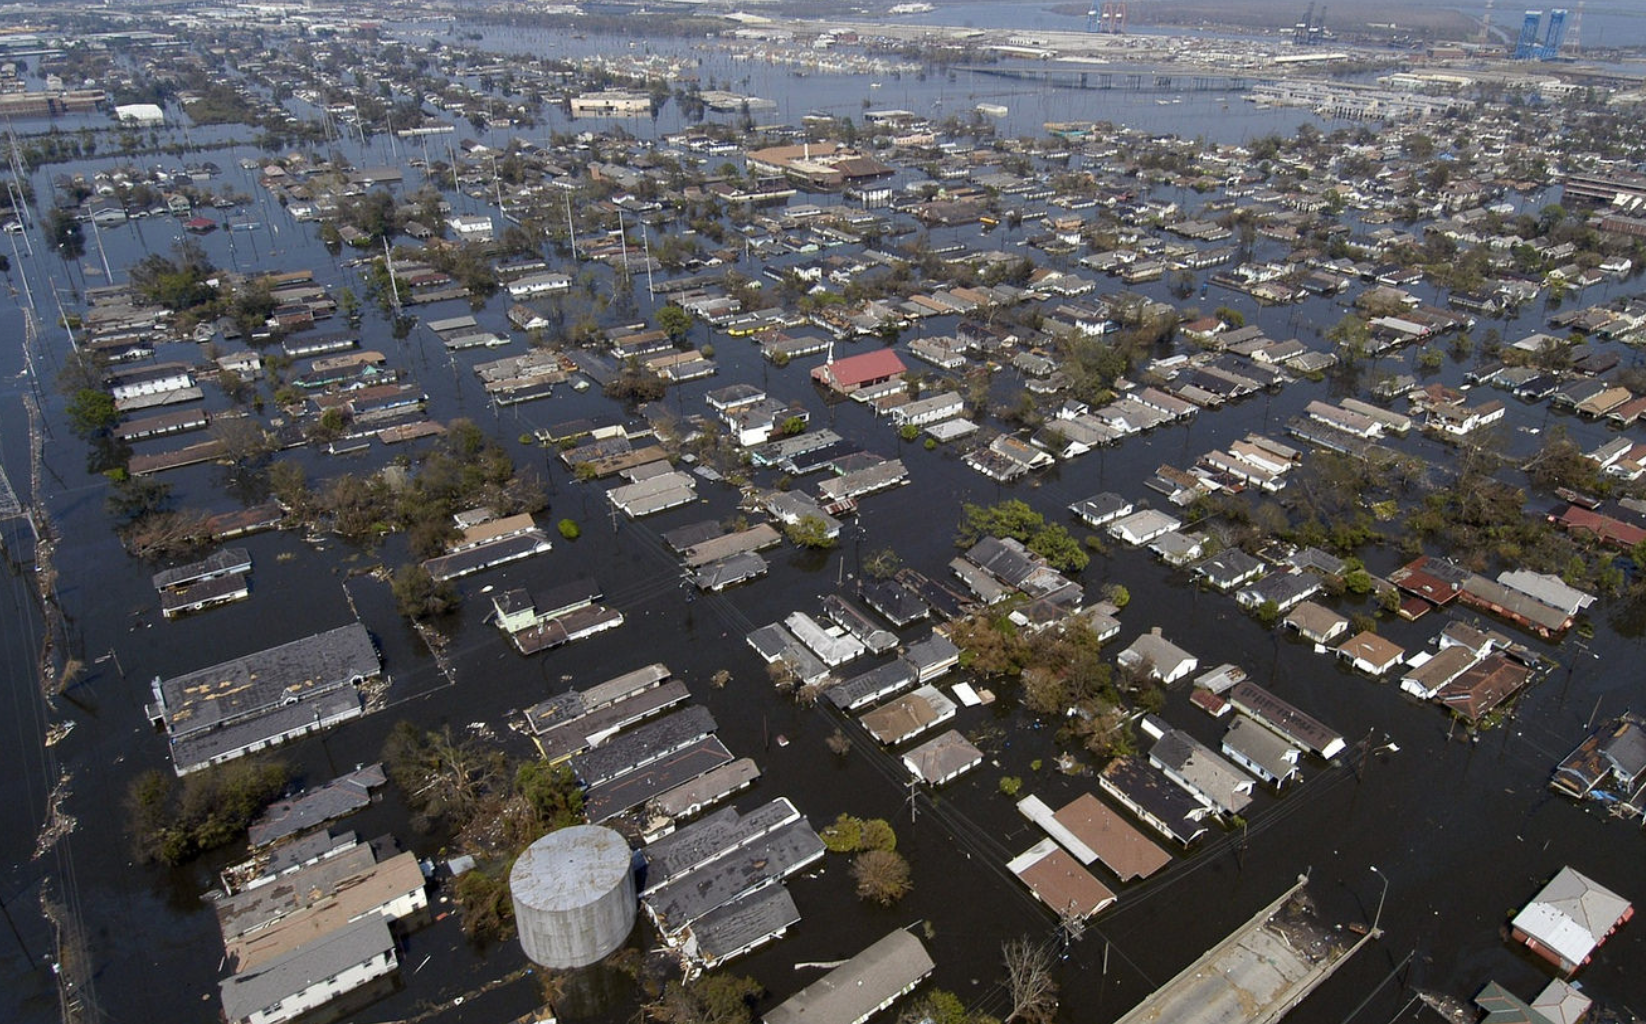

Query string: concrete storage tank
[510,825,636,968]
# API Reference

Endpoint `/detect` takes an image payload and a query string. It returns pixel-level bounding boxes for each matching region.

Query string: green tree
[106,475,173,524]
[859,818,897,852]
[125,759,290,865]
[453,868,515,942]
[821,813,864,853]
[1327,314,1370,362]
[1026,523,1089,574]
[864,547,902,578]
[898,990,998,1024]
[514,761,585,830]
[44,207,84,258]
[67,388,117,437]
[391,563,457,619]
[786,514,837,549]
[557,518,581,540]
[656,303,694,341]
[645,975,765,1024]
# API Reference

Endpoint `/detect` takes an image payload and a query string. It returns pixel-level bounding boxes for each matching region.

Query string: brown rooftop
[1053,793,1171,882]
[1015,844,1116,921]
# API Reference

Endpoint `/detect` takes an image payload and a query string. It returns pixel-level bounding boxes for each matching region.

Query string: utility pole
[10,229,34,311]
[563,190,577,259]
[382,237,401,311]
[1370,865,1389,938]
[642,220,654,296]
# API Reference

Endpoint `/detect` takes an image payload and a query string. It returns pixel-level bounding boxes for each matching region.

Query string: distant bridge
[958,66,1269,93]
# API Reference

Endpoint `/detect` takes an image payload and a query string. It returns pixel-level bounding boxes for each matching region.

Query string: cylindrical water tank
[510,825,636,968]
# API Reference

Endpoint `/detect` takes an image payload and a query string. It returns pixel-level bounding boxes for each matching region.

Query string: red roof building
[1388,555,1467,613]
[1552,505,1646,550]
[811,349,907,394]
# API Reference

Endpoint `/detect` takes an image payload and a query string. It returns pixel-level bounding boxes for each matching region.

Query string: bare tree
[1002,937,1059,1024]
[852,849,912,906]
[826,727,852,757]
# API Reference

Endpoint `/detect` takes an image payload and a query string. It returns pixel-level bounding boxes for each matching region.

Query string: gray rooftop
[828,659,918,711]
[570,706,718,787]
[763,930,934,1024]
[1222,716,1301,784]
[523,663,672,733]
[259,830,358,879]
[152,546,251,590]
[653,758,762,820]
[540,681,692,760]
[247,763,386,848]
[584,737,733,822]
[694,552,770,590]
[1149,727,1254,816]
[1099,757,1210,847]
[215,844,378,940]
[219,915,395,1024]
[170,685,362,773]
[644,798,802,892]
[157,623,378,740]
[644,819,824,935]
[903,729,983,785]
[1226,681,1345,759]
[690,884,801,965]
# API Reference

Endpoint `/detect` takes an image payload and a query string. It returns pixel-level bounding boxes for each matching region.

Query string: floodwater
[0,22,1645,1024]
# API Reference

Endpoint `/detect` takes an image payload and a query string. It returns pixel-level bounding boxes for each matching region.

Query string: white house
[108,363,193,401]
[1510,866,1634,976]
[1117,628,1198,684]
[115,103,165,126]
[1336,631,1406,676]
[570,91,652,116]
[891,391,963,428]
[1108,508,1181,546]
[1069,492,1134,528]
[506,272,571,298]
[447,214,494,240]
